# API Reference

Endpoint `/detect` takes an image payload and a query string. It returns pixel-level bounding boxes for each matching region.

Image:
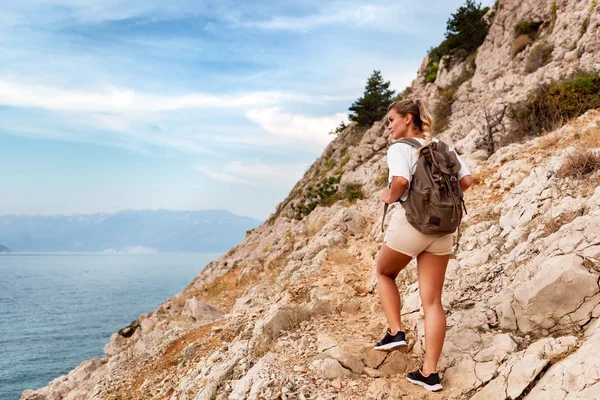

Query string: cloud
[240,2,422,33]
[0,80,317,113]
[197,161,308,189]
[245,107,347,148]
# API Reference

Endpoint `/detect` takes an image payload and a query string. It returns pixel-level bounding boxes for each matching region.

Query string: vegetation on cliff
[509,70,600,140]
[424,0,492,84]
[348,70,395,127]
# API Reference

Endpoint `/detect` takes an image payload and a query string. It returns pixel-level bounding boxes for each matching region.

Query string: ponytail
[416,99,434,146]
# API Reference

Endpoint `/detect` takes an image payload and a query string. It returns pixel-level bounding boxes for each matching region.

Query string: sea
[0,252,220,400]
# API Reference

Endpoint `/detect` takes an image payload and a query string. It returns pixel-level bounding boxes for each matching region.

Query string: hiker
[374,99,473,392]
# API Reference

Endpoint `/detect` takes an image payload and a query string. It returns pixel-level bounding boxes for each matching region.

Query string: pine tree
[444,0,490,59]
[348,70,395,127]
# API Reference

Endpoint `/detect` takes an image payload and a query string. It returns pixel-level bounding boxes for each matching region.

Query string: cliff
[22,0,600,399]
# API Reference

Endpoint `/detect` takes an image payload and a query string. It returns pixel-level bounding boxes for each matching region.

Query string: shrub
[329,121,348,136]
[508,71,600,140]
[340,155,350,167]
[557,148,600,179]
[423,0,490,84]
[432,66,476,133]
[510,35,533,58]
[323,157,336,170]
[342,183,365,202]
[293,175,342,218]
[524,42,554,73]
[392,86,413,102]
[515,21,543,38]
[581,15,590,36]
[349,70,395,127]
[374,170,388,187]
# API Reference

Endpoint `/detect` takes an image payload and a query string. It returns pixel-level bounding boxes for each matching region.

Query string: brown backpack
[381,138,466,235]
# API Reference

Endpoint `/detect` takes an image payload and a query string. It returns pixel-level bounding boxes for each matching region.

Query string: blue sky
[0,0,491,220]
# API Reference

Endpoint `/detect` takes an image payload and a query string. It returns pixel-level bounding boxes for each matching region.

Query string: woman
[374,99,473,392]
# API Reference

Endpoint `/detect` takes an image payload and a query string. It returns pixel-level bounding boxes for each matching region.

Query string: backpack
[381,138,467,236]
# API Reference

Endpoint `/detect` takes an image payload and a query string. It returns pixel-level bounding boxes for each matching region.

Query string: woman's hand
[381,188,392,204]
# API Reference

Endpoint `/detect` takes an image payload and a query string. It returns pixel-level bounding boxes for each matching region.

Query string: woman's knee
[376,258,397,279]
[420,293,443,309]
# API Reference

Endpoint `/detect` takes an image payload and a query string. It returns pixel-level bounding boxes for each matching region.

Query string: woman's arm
[460,175,473,192]
[381,176,409,204]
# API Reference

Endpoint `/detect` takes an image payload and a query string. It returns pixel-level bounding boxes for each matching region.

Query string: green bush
[515,21,543,38]
[348,70,395,127]
[340,155,351,167]
[392,86,413,102]
[293,176,342,218]
[292,178,366,218]
[342,183,365,202]
[432,66,476,133]
[329,121,348,136]
[508,71,600,141]
[323,157,336,170]
[423,0,491,83]
[524,42,554,73]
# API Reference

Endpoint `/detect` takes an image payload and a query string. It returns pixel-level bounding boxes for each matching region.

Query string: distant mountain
[0,244,9,252]
[0,210,261,253]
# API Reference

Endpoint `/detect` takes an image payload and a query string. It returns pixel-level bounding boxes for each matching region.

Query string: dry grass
[580,125,600,148]
[307,218,327,237]
[374,169,388,187]
[541,209,585,237]
[525,42,554,73]
[511,35,533,58]
[556,148,600,179]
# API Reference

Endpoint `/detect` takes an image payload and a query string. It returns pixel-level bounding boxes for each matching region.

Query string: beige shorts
[383,206,454,257]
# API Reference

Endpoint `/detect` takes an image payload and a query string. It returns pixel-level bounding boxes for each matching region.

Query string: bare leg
[416,251,449,375]
[376,244,413,334]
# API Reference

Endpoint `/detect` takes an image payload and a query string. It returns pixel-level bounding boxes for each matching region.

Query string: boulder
[181,298,224,325]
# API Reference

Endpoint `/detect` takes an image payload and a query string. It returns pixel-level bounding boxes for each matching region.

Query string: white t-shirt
[387,138,471,202]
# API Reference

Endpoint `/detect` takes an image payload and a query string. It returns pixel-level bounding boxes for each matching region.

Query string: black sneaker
[406,366,443,392]
[373,329,407,350]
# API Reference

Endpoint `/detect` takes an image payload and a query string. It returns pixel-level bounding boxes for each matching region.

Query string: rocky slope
[21,0,600,399]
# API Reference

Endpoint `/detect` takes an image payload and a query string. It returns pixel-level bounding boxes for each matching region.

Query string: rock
[20,391,47,400]
[501,254,599,333]
[230,353,276,400]
[444,359,481,392]
[472,336,579,399]
[359,347,387,369]
[377,351,409,376]
[182,298,224,325]
[310,358,352,378]
[325,346,364,374]
[474,334,517,363]
[526,319,600,398]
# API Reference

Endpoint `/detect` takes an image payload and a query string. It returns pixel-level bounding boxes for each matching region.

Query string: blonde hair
[388,99,434,145]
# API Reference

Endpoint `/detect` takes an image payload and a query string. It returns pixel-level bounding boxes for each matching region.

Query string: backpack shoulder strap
[396,137,423,149]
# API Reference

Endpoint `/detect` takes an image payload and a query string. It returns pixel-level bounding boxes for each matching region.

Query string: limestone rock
[182,298,225,325]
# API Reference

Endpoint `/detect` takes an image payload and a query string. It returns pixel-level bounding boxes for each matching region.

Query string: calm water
[0,253,220,400]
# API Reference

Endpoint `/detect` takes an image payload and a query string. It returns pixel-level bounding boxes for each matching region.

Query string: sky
[0,0,491,220]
